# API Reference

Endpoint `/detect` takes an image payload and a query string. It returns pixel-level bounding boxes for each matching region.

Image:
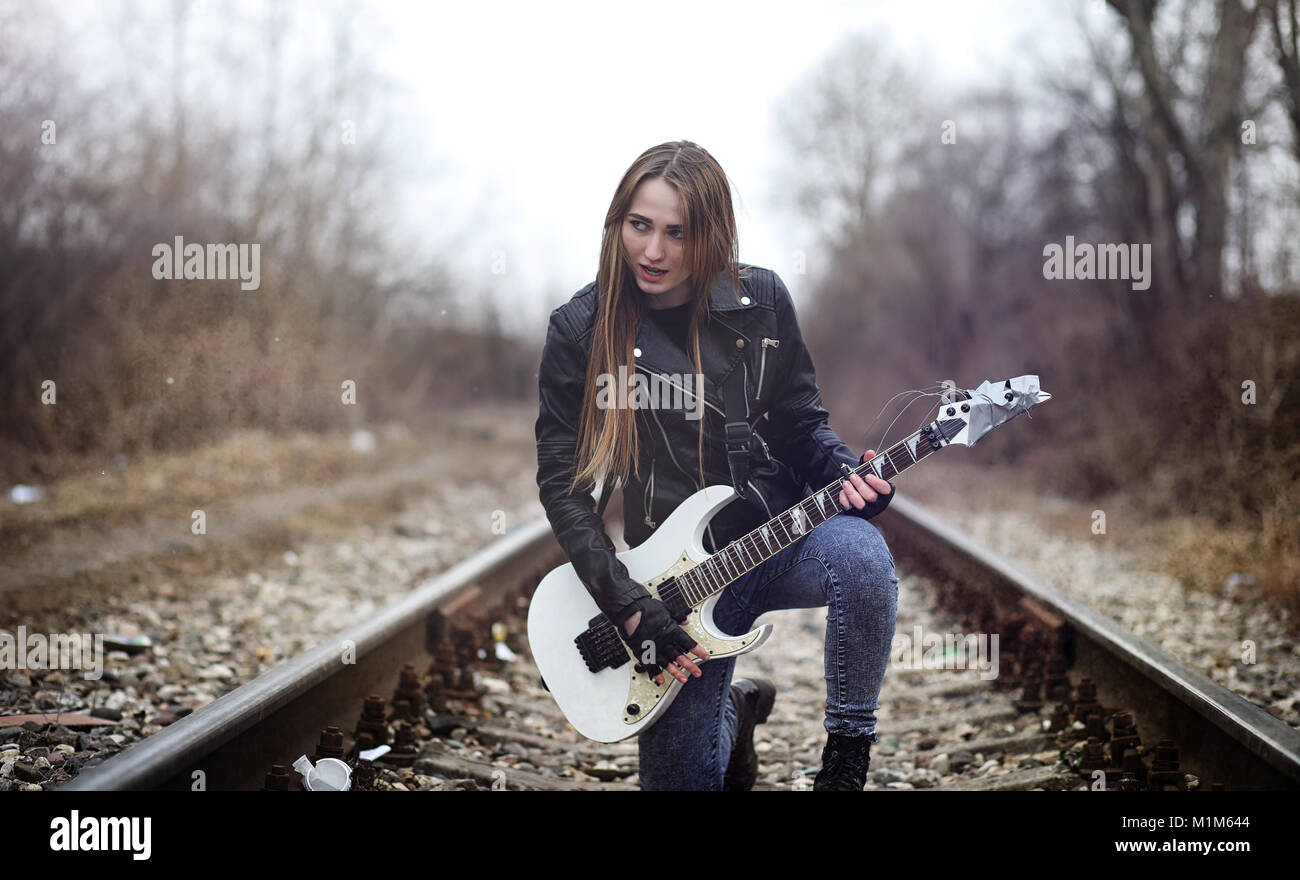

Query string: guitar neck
[673,418,960,606]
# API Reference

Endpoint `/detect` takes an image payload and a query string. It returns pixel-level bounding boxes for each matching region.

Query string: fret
[889,441,914,473]
[789,505,808,536]
[822,489,841,515]
[708,558,728,587]
[730,545,746,577]
[676,426,938,605]
[697,561,718,594]
[719,550,738,581]
[737,540,755,570]
[808,497,827,526]
[680,571,698,604]
[875,452,897,481]
[774,514,792,544]
[874,446,897,480]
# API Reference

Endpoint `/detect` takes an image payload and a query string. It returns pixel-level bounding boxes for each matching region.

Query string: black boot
[813,732,873,791]
[723,678,777,791]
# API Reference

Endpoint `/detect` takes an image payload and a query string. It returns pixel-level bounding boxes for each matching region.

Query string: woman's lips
[641,265,667,281]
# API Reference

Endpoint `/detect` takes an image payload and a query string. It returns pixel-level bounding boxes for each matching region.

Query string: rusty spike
[1147,739,1186,791]
[315,725,346,762]
[263,763,291,791]
[1080,736,1108,771]
[393,664,425,714]
[384,722,418,766]
[355,694,390,746]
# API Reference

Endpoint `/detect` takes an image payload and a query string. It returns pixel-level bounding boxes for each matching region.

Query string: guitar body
[526,484,773,743]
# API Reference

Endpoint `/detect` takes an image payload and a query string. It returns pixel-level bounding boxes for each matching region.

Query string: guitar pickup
[659,578,691,622]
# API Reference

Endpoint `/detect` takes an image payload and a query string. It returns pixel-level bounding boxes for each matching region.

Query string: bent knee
[821,517,894,566]
[818,516,896,581]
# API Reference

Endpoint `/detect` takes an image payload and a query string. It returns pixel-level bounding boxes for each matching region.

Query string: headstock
[925,375,1051,449]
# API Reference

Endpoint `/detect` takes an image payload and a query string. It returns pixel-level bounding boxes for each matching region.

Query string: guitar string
[662,412,944,608]
[644,393,1031,611]
[668,392,1037,608]
[667,433,940,606]
[606,397,1038,670]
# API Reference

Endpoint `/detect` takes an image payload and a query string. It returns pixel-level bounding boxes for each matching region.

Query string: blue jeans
[636,515,900,791]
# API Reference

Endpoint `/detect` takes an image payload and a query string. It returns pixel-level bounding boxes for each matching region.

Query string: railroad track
[59,496,1300,791]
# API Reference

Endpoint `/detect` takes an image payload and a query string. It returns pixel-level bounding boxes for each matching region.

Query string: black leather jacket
[534,264,893,624]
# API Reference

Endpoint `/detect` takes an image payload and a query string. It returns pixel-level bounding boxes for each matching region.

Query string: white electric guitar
[527,375,1052,742]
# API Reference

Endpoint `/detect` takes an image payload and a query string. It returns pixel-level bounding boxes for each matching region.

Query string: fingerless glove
[841,477,895,520]
[614,596,697,673]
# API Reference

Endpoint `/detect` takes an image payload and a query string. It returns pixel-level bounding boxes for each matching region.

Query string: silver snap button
[740,296,751,306]
[735,339,745,349]
[633,347,642,357]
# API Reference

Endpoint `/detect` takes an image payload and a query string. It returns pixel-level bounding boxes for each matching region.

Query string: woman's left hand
[839,450,892,511]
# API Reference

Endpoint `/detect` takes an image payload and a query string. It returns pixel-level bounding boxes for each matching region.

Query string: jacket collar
[706,265,754,313]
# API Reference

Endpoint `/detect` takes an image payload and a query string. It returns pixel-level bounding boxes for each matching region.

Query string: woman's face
[622,177,692,308]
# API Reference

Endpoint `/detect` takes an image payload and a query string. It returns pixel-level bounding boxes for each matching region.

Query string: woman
[535,140,898,791]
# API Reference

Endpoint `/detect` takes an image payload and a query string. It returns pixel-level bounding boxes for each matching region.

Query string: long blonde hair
[571,141,744,493]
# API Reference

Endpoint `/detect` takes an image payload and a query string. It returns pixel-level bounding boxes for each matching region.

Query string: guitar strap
[722,364,752,501]
[593,365,763,514]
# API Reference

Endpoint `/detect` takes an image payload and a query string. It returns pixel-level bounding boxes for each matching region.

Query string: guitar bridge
[574,615,630,673]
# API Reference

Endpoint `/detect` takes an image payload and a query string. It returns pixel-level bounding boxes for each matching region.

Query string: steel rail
[62,518,562,791]
[60,492,1300,790]
[879,495,1300,789]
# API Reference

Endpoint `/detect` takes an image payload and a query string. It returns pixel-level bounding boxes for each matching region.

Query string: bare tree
[1263,0,1300,161]
[1105,0,1262,304]
[772,32,929,250]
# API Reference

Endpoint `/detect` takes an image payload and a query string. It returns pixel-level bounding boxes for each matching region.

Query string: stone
[12,762,44,783]
[872,767,908,785]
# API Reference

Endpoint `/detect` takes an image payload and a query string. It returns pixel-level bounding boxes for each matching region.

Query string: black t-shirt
[644,301,692,354]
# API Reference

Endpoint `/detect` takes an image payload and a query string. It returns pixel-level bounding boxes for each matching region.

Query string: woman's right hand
[621,604,710,685]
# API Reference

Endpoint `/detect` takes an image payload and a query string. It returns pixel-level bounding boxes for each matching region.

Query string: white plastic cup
[293,755,352,791]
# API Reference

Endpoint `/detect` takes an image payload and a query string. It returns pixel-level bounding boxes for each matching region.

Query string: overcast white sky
[375,0,1090,333]
[50,0,1095,334]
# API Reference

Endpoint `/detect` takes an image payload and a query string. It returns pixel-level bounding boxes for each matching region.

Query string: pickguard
[621,550,764,726]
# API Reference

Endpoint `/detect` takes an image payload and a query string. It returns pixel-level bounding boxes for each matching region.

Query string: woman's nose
[644,233,664,260]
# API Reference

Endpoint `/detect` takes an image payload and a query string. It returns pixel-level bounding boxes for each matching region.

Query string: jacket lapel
[633,268,756,414]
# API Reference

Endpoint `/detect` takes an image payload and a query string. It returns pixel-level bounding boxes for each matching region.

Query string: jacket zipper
[757,338,780,401]
[648,403,693,484]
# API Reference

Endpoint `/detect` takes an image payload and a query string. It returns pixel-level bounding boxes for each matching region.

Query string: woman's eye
[628,219,683,239]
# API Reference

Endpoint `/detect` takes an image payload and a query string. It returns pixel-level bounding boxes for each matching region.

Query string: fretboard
[672,417,962,605]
